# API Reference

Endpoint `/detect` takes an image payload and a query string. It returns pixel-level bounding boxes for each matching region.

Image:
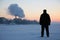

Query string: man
[39,9,51,37]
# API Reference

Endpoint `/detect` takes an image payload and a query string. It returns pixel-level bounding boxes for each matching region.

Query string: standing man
[39,9,51,37]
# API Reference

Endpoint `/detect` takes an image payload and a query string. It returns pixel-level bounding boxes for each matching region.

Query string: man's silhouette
[39,9,51,37]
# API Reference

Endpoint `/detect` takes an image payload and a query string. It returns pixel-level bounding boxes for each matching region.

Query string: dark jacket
[39,13,51,25]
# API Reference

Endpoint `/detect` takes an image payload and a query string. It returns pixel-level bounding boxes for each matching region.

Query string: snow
[0,24,60,40]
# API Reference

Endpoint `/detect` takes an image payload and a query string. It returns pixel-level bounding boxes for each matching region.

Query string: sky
[0,0,60,22]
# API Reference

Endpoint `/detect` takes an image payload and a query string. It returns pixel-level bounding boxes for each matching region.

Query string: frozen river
[0,24,60,40]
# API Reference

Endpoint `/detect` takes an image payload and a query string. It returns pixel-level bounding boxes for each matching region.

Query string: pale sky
[0,0,60,22]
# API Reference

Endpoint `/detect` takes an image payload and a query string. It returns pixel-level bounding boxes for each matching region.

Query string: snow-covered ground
[0,23,60,40]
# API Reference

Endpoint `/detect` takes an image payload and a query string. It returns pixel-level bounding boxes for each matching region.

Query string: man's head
[43,9,47,13]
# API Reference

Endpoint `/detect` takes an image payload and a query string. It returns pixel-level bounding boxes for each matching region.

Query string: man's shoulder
[41,14,44,15]
[41,13,49,16]
[47,14,50,16]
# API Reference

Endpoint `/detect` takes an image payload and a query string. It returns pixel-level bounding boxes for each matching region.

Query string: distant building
[0,17,8,24]
[0,17,38,24]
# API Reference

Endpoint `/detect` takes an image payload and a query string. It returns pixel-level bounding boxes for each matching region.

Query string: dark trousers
[41,25,49,37]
